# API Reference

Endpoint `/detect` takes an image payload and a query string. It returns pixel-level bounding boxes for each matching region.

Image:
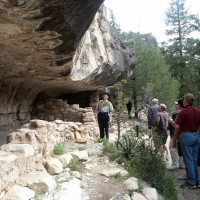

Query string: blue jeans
[180,132,200,185]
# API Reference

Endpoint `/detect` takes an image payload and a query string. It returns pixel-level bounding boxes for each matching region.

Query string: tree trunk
[117,114,121,141]
[132,86,138,119]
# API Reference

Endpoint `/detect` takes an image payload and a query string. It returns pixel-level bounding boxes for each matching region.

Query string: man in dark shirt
[173,93,200,189]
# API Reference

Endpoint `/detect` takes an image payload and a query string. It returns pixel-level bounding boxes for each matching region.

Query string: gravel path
[169,169,200,200]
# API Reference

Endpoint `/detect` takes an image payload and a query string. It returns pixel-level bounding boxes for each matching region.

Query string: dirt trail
[66,135,200,200]
[65,141,127,200]
[170,169,200,200]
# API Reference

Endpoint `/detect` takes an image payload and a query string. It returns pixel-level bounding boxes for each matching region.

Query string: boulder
[71,171,82,179]
[142,188,158,200]
[71,104,80,110]
[45,158,63,175]
[7,129,38,150]
[131,192,147,200]
[54,120,64,124]
[70,150,89,161]
[0,152,19,191]
[3,185,35,200]
[0,151,17,163]
[25,171,57,193]
[76,138,87,144]
[0,191,5,199]
[58,154,73,168]
[54,178,82,200]
[0,144,34,158]
[29,120,50,128]
[75,131,82,140]
[109,133,118,142]
[109,193,131,200]
[124,177,139,190]
[56,172,71,183]
[101,169,128,177]
[56,124,68,133]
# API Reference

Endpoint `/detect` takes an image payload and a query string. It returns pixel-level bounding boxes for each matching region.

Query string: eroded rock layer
[0,0,135,142]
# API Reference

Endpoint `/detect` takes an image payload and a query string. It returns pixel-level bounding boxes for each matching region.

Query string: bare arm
[172,123,180,148]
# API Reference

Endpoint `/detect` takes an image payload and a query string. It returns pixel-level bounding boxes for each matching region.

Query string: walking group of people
[96,92,200,189]
[148,99,169,157]
[148,93,200,189]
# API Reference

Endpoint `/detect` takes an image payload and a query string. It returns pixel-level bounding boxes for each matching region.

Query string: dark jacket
[168,111,178,137]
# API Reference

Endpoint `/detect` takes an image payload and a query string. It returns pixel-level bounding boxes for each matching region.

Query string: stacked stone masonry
[32,99,97,123]
[0,118,99,198]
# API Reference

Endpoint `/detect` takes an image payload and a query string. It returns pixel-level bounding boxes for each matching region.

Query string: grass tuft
[69,160,85,172]
[53,143,65,155]
[111,172,122,179]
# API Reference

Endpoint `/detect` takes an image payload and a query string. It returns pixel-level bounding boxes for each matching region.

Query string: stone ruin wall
[0,90,100,197]
[32,91,99,123]
[0,118,99,198]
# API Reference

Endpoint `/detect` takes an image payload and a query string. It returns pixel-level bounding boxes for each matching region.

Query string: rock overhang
[0,0,135,93]
[0,0,136,140]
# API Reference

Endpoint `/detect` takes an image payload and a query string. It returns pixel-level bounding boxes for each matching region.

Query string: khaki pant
[152,128,168,151]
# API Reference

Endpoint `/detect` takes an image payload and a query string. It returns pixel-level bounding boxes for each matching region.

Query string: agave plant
[116,134,140,159]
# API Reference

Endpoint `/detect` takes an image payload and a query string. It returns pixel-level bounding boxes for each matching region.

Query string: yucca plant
[116,134,139,159]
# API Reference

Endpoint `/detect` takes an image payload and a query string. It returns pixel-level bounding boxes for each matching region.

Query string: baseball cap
[152,98,158,103]
[160,103,167,109]
[177,98,184,108]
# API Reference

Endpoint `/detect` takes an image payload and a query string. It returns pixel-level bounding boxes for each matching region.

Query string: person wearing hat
[173,93,200,189]
[168,98,185,170]
[152,103,169,157]
[97,92,113,142]
[148,98,159,129]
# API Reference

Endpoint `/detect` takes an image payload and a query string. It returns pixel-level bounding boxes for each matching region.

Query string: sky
[104,0,200,43]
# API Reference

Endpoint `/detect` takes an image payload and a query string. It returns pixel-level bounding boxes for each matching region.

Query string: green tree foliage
[122,32,179,114]
[184,38,200,107]
[109,10,121,34]
[162,0,200,104]
[111,81,128,140]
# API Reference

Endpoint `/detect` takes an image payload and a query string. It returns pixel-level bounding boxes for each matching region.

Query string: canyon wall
[0,0,135,144]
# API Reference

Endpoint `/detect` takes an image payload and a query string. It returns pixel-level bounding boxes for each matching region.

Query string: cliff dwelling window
[58,91,92,108]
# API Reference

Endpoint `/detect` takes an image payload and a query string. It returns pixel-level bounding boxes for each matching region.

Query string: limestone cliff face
[71,7,135,87]
[0,0,135,142]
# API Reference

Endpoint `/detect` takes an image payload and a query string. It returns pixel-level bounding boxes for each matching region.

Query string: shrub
[102,133,178,200]
[127,140,178,200]
[69,160,85,172]
[102,138,121,161]
[102,138,116,154]
[116,134,140,159]
[53,143,65,155]
[111,172,122,179]
[78,147,85,151]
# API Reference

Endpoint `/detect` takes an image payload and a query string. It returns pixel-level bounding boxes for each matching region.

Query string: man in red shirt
[173,93,200,189]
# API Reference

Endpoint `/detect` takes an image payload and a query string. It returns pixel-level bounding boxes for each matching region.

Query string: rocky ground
[32,140,159,200]
[1,118,200,200]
